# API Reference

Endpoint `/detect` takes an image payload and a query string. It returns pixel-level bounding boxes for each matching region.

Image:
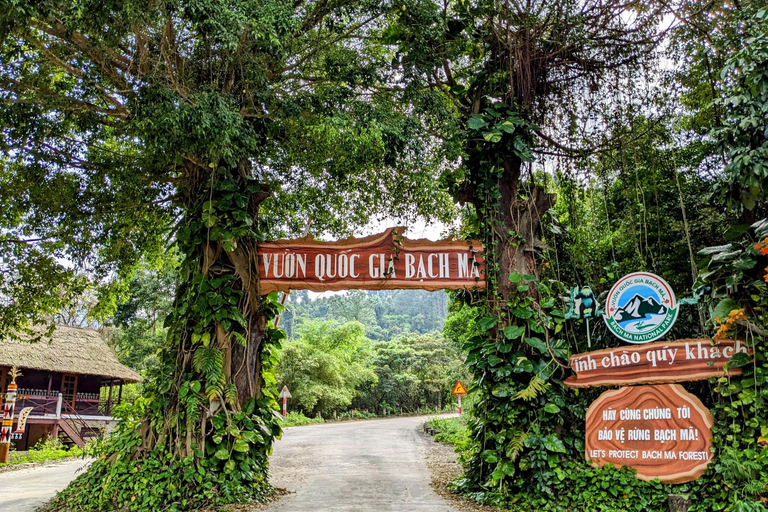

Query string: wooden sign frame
[258,227,485,294]
[565,339,750,388]
[585,384,714,484]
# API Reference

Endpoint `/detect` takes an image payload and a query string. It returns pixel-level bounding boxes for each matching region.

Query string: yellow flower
[714,308,746,341]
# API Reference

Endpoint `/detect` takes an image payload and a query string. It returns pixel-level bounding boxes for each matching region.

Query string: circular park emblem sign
[604,272,678,344]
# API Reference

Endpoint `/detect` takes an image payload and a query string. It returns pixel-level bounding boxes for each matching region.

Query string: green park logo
[604,272,678,344]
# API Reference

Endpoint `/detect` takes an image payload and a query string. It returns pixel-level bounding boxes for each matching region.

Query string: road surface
[0,458,91,512]
[266,414,461,512]
[0,415,459,512]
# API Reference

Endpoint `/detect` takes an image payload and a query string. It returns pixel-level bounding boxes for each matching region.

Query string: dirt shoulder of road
[420,429,501,512]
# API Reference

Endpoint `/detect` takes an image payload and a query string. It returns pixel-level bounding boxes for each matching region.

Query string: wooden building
[0,325,142,449]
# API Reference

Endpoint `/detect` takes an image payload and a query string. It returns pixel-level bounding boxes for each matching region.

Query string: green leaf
[698,244,733,256]
[728,352,752,368]
[467,115,488,130]
[215,448,229,460]
[491,385,513,397]
[543,403,560,414]
[511,306,533,319]
[723,224,752,240]
[488,355,503,366]
[733,254,757,270]
[233,440,250,453]
[711,250,742,261]
[525,337,548,354]
[478,315,498,331]
[543,435,567,453]
[496,120,516,133]
[713,298,740,320]
[481,449,499,463]
[503,325,526,339]
[483,130,502,143]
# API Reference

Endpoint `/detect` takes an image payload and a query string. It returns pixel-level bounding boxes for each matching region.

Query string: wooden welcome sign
[585,384,714,484]
[565,339,750,388]
[257,227,485,294]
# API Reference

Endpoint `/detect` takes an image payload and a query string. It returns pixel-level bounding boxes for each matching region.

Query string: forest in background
[103,274,464,417]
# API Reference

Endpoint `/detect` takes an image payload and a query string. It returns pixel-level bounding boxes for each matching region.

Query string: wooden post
[107,381,114,415]
[118,380,123,403]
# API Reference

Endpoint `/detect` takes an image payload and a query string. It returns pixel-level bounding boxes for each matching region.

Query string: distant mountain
[614,294,667,322]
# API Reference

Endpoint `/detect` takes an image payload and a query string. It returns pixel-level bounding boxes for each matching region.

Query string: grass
[3,440,83,466]
[425,417,471,451]
[281,411,326,427]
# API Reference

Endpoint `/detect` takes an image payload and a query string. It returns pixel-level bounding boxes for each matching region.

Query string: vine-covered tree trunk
[49,163,285,511]
[457,106,569,492]
[494,158,557,300]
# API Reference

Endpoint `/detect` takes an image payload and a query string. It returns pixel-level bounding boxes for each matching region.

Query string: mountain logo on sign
[604,272,678,344]
[613,294,668,324]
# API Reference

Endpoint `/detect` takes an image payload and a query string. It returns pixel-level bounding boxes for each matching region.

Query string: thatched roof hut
[0,325,142,383]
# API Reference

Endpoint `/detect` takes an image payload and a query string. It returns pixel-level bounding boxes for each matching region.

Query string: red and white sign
[452,380,467,418]
[585,384,713,483]
[14,407,33,433]
[280,386,291,419]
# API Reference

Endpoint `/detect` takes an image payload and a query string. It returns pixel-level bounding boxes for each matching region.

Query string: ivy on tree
[382,0,663,497]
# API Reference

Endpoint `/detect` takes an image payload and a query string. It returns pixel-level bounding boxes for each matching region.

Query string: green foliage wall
[275,320,376,416]
[353,331,467,414]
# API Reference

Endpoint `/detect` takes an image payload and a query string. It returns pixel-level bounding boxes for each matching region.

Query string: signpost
[564,272,729,484]
[258,227,485,294]
[585,384,713,483]
[452,381,467,418]
[279,386,292,419]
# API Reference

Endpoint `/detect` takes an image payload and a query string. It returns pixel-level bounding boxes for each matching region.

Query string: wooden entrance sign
[258,227,485,294]
[585,384,714,484]
[565,338,750,388]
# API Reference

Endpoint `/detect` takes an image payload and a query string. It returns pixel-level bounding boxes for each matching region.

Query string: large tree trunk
[485,157,556,301]
[135,160,274,456]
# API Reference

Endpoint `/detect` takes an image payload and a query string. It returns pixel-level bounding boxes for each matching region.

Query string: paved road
[0,458,91,512]
[266,415,461,512]
[0,415,457,512]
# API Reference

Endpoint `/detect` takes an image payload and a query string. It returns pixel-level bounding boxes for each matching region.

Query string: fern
[185,392,199,419]
[206,372,227,401]
[193,347,224,384]
[505,430,527,461]
[512,374,549,401]
[231,331,247,347]
[224,382,238,405]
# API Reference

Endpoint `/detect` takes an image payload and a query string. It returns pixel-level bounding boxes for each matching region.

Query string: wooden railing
[60,400,103,447]
[12,388,122,417]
